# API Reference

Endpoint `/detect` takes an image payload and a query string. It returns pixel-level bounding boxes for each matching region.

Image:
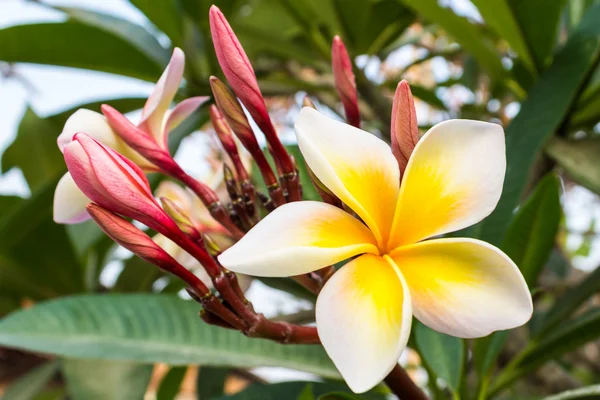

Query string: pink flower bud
[101,104,172,169]
[64,133,175,233]
[209,6,276,142]
[390,80,419,174]
[332,36,360,128]
[87,203,206,287]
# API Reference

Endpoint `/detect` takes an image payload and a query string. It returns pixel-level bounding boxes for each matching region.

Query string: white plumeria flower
[218,107,533,393]
[53,48,205,224]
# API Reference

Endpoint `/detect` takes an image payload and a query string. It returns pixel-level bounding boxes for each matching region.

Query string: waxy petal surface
[389,119,506,248]
[390,238,532,338]
[316,254,412,393]
[295,108,399,247]
[139,48,185,144]
[58,109,119,152]
[53,172,91,224]
[218,201,378,277]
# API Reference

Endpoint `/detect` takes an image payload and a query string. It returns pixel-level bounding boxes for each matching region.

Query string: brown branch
[384,364,429,400]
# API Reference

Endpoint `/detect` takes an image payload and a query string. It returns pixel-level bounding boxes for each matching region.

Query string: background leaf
[0,294,337,377]
[61,358,153,400]
[0,361,59,400]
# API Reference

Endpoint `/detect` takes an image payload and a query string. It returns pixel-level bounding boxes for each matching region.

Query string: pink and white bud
[64,133,175,233]
[332,36,360,128]
[390,80,419,174]
[87,203,208,287]
[209,6,274,141]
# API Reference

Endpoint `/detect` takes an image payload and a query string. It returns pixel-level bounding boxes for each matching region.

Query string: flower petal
[316,254,412,393]
[162,96,209,142]
[139,48,185,142]
[53,172,91,224]
[218,201,378,277]
[295,108,399,247]
[390,238,532,338]
[58,109,119,153]
[389,120,506,248]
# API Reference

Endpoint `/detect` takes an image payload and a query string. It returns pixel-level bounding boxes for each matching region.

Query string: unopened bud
[302,96,316,109]
[332,36,360,128]
[391,80,419,175]
[160,197,198,238]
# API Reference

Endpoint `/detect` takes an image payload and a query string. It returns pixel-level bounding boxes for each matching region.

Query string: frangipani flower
[53,48,206,224]
[218,107,533,393]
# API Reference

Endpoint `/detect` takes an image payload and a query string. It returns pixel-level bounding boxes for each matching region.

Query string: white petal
[295,108,399,248]
[390,238,532,338]
[53,172,91,224]
[58,109,119,153]
[218,201,378,277]
[317,254,412,393]
[389,119,506,249]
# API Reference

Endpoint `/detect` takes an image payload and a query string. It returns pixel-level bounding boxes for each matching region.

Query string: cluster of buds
[53,6,421,348]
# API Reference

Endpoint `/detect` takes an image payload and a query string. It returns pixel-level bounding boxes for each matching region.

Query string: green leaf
[536,261,600,335]
[157,366,188,400]
[399,0,505,81]
[472,0,567,71]
[298,385,316,400]
[543,384,600,400]
[0,22,164,81]
[0,181,84,298]
[129,0,183,46]
[0,361,59,400]
[501,174,561,285]
[56,6,170,67]
[1,108,65,191]
[470,0,537,72]
[0,294,337,377]
[413,321,464,393]
[319,393,365,400]
[479,4,600,245]
[491,308,600,395]
[473,330,509,377]
[213,382,386,400]
[62,358,153,400]
[546,137,600,195]
[196,367,229,400]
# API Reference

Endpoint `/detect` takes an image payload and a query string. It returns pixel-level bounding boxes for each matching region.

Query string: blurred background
[0,0,600,399]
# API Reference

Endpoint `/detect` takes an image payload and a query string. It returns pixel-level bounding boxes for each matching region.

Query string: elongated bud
[209,105,237,154]
[201,233,221,256]
[209,6,273,141]
[391,80,419,174]
[302,96,316,109]
[87,203,204,288]
[209,77,258,152]
[102,104,173,167]
[332,36,360,128]
[160,197,198,238]
[64,133,176,234]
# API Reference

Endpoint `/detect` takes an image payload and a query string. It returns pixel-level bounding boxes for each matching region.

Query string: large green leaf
[113,256,164,292]
[472,0,566,72]
[129,0,183,46]
[56,6,170,67]
[0,22,164,81]
[479,4,600,245]
[0,294,337,377]
[413,321,464,394]
[544,385,600,400]
[0,361,59,400]
[490,308,600,395]
[501,174,561,285]
[0,181,84,298]
[61,358,153,400]
[1,108,65,192]
[399,0,505,81]
[546,137,600,195]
